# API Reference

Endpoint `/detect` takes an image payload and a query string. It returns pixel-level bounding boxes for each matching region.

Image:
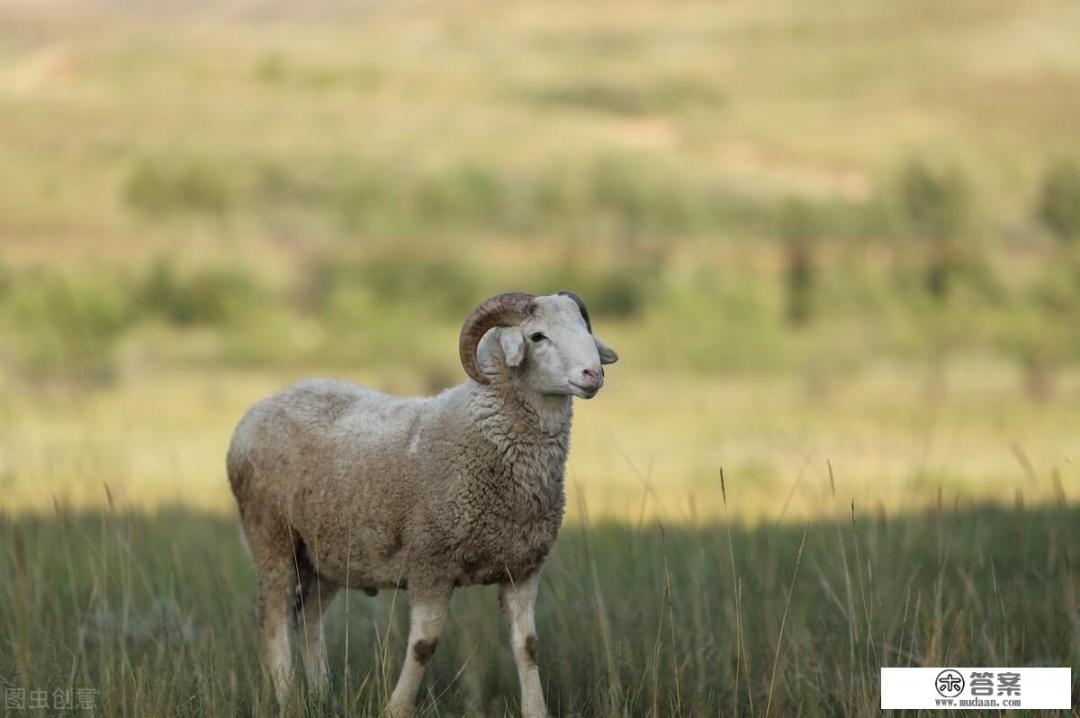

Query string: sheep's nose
[580,368,603,389]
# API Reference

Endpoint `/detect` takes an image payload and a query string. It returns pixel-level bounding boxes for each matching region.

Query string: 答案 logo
[935,669,965,698]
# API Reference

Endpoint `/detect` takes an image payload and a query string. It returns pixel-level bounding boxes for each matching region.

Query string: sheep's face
[498,294,618,400]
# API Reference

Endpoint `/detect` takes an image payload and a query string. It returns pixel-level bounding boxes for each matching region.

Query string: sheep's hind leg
[387,587,451,718]
[296,577,338,694]
[500,572,549,718]
[241,510,300,707]
[255,554,296,707]
[261,583,295,703]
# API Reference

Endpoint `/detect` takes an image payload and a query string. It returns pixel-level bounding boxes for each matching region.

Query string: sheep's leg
[500,572,549,718]
[257,568,295,706]
[241,508,301,707]
[298,581,338,694]
[387,588,451,718]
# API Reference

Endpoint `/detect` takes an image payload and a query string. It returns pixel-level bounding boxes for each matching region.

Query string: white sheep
[227,291,618,717]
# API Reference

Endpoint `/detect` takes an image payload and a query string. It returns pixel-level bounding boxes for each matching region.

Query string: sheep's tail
[227,440,255,561]
[237,526,252,560]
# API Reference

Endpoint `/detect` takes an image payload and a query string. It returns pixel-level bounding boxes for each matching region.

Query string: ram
[227,291,618,717]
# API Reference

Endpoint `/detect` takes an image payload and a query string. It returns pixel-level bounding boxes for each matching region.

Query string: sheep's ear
[499,327,526,368]
[594,335,619,365]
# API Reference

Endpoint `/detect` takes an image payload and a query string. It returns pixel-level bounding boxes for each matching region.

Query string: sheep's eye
[529,332,546,343]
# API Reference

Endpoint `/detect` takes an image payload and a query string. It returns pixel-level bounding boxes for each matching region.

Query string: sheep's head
[459,291,619,398]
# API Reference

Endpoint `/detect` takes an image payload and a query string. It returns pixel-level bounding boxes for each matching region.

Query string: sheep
[226,291,618,717]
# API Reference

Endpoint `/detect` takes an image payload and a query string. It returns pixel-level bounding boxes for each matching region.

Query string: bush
[894,161,973,241]
[120,149,783,241]
[312,259,480,324]
[124,156,234,220]
[587,154,696,239]
[536,266,654,319]
[0,271,135,384]
[892,160,975,299]
[1037,159,1080,242]
[531,81,651,116]
[138,260,262,327]
[527,75,724,116]
[987,268,1080,401]
[776,198,822,327]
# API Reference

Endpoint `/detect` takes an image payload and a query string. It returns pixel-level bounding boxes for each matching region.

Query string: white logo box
[881,667,1072,710]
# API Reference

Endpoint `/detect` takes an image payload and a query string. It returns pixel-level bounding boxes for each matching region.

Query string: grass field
[2,362,1077,521]
[2,0,1080,262]
[2,0,1080,714]
[1,361,1078,715]
[2,503,1077,716]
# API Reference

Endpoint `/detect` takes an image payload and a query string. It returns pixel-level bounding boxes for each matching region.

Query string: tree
[777,198,820,327]
[894,161,973,300]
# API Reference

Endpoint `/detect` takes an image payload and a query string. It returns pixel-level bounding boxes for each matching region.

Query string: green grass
[2,503,1077,716]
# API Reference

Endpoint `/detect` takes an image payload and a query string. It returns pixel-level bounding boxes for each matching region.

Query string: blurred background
[1,0,1078,521]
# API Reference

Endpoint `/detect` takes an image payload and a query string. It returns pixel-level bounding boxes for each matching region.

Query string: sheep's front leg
[500,572,549,718]
[387,588,451,718]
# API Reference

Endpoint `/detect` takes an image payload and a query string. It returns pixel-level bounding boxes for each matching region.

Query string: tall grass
[2,498,1076,716]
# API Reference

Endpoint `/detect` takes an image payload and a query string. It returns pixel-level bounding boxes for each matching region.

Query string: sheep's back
[229,379,433,582]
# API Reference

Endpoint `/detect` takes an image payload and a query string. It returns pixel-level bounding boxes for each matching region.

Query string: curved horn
[459,292,535,384]
[558,290,592,333]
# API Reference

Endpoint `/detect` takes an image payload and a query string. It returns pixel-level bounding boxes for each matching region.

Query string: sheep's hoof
[521,703,551,718]
[386,700,414,718]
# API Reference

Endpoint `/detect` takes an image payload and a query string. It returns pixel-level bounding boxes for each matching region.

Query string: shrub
[312,259,480,324]
[0,271,134,384]
[124,156,234,220]
[527,75,724,116]
[776,198,822,327]
[138,260,261,327]
[895,161,972,241]
[892,160,974,299]
[536,266,654,319]
[587,154,696,240]
[1037,159,1080,242]
[988,269,1080,401]
[530,81,649,116]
